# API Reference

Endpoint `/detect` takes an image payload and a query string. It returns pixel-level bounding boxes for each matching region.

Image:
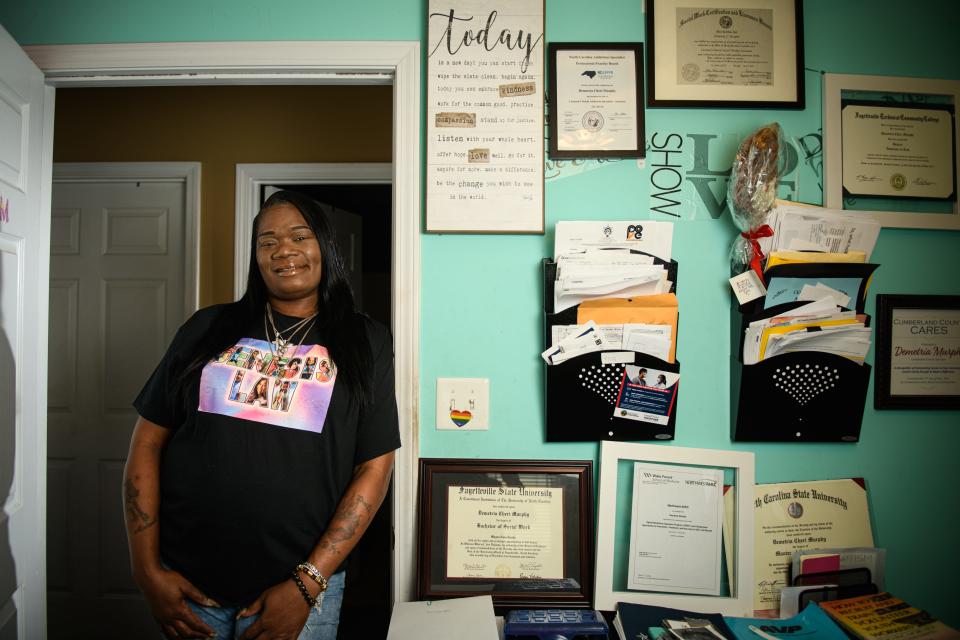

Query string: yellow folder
[765,250,866,271]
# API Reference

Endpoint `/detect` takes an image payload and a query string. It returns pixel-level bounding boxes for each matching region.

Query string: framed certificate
[841,102,956,202]
[416,458,593,608]
[547,43,645,159]
[823,73,960,230]
[645,0,804,109]
[875,294,960,410]
[594,442,755,615]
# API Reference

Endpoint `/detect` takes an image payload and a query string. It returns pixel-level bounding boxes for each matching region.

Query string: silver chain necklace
[264,303,317,360]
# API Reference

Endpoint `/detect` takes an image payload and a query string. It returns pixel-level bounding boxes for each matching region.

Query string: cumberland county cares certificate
[446,485,564,580]
[628,462,723,595]
[889,308,960,397]
[753,478,873,616]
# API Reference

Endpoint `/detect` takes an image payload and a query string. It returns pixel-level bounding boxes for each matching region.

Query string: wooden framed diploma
[841,102,956,201]
[547,42,645,159]
[875,294,960,410]
[416,458,593,608]
[645,0,804,109]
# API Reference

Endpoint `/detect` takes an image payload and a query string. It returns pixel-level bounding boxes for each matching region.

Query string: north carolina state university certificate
[753,478,873,616]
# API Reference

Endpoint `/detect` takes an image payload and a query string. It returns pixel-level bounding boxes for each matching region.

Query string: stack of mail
[743,298,871,365]
[553,221,675,314]
[763,204,880,260]
[544,221,677,364]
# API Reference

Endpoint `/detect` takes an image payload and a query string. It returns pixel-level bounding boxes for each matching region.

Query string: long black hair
[174,190,374,409]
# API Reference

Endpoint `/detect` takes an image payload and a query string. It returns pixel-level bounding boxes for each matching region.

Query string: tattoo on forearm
[322,494,375,554]
[124,478,156,533]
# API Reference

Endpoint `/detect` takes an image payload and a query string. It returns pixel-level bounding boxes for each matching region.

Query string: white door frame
[53,161,202,314]
[25,41,422,604]
[234,162,392,298]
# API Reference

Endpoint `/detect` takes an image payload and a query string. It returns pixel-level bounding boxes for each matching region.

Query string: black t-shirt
[134,305,401,606]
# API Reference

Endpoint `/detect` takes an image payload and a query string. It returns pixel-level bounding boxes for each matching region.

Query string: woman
[124,190,400,639]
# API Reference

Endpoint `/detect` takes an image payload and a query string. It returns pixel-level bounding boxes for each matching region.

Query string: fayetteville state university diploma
[446,485,564,580]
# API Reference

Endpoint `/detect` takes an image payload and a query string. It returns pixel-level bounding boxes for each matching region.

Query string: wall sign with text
[426,0,545,233]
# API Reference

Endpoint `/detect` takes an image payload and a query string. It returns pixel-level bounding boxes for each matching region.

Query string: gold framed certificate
[416,458,593,608]
[875,294,960,410]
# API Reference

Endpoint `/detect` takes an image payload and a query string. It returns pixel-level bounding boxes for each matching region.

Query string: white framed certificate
[548,43,645,159]
[628,462,724,595]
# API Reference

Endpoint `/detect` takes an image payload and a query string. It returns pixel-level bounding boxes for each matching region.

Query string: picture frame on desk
[547,42,645,159]
[416,458,594,609]
[645,0,804,109]
[875,294,960,409]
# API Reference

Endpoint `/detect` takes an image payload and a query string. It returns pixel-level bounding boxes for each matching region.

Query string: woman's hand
[137,565,218,639]
[237,579,311,640]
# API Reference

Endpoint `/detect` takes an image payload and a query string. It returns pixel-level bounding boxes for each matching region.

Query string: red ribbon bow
[741,224,774,282]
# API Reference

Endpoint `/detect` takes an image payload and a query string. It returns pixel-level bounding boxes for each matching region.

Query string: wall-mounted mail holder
[730,297,872,443]
[544,258,681,442]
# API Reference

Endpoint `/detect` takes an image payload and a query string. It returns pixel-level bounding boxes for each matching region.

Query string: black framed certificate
[876,294,960,409]
[547,43,645,159]
[841,102,957,201]
[416,458,593,608]
[646,0,804,109]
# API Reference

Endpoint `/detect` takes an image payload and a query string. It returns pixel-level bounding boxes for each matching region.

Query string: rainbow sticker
[450,409,472,427]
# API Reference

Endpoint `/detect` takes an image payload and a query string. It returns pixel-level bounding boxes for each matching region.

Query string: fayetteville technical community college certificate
[446,485,564,580]
[753,478,873,616]
[628,462,724,595]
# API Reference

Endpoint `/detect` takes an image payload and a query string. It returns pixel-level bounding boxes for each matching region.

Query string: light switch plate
[436,378,489,430]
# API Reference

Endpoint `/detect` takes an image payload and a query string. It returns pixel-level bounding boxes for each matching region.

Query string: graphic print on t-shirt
[199,338,337,433]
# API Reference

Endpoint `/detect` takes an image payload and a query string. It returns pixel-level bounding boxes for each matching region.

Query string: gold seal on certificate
[753,478,873,616]
[445,485,565,580]
[841,103,956,200]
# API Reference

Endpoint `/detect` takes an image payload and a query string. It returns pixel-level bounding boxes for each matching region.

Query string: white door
[0,24,53,639]
[48,177,187,637]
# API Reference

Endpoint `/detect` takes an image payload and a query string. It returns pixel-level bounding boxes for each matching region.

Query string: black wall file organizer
[730,298,872,442]
[543,257,680,442]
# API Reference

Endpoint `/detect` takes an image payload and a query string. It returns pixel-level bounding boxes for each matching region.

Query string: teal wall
[4,0,959,624]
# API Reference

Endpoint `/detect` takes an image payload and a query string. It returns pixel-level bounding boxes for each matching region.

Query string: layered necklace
[264,303,317,360]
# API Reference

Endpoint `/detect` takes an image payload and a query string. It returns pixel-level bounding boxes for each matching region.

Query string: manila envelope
[577,294,679,363]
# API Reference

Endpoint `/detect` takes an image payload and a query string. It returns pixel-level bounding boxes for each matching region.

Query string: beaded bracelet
[296,562,329,592]
[290,570,322,613]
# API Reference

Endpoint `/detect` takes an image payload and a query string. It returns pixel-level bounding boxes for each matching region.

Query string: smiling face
[255,203,323,315]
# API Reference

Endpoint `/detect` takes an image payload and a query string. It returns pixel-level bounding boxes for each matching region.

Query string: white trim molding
[28,41,422,604]
[234,162,393,298]
[52,161,202,314]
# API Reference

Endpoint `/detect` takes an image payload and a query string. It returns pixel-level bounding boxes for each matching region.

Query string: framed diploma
[416,458,593,608]
[645,0,804,109]
[547,43,645,159]
[841,102,956,202]
[823,73,960,230]
[594,442,755,615]
[875,294,960,410]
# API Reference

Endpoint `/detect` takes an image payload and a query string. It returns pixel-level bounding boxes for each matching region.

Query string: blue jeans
[185,571,345,640]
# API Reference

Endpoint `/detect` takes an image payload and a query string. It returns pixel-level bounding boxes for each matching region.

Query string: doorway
[48,80,404,637]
